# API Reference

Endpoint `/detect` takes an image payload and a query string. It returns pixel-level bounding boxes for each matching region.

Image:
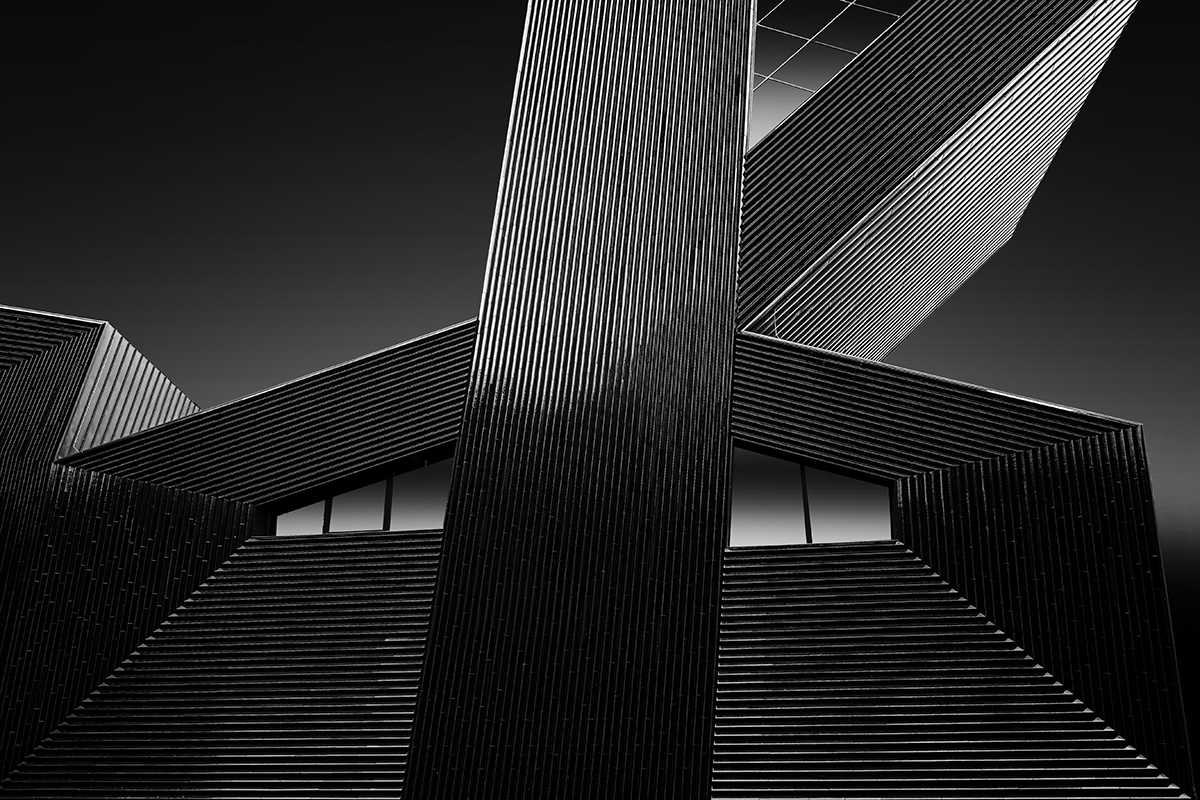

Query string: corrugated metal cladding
[1,529,440,795]
[0,307,201,458]
[0,465,259,780]
[736,0,1117,338]
[732,332,1193,795]
[57,324,200,459]
[0,305,100,372]
[405,2,751,797]
[746,0,1138,359]
[714,542,1187,798]
[62,321,476,507]
[0,328,99,496]
[0,322,259,777]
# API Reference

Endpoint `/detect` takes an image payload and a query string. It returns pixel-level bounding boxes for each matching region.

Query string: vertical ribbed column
[406,1,751,797]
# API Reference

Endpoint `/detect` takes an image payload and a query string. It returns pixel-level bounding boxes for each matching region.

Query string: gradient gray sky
[3,0,1197,760]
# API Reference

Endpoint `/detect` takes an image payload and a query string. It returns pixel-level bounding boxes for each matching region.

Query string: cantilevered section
[737,0,1137,358]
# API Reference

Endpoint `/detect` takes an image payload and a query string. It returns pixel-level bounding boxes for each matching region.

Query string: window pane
[276,500,324,537]
[813,5,896,53]
[761,0,846,38]
[749,80,813,147]
[773,42,856,93]
[329,480,386,532]
[391,458,454,531]
[805,466,891,543]
[729,448,808,547]
[754,28,807,76]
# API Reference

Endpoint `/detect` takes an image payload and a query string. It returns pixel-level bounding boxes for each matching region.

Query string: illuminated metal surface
[58,323,199,458]
[737,0,1135,358]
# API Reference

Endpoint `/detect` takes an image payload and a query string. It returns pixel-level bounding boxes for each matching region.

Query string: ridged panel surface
[0,305,100,373]
[0,329,99,501]
[1,321,259,778]
[62,321,476,506]
[57,324,200,459]
[405,2,751,797]
[746,0,1137,358]
[0,465,259,779]
[715,541,1187,798]
[730,332,1192,793]
[2,530,441,796]
[736,0,1112,338]
[898,432,1192,797]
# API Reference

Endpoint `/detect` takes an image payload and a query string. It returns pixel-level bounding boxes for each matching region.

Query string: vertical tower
[406,1,752,796]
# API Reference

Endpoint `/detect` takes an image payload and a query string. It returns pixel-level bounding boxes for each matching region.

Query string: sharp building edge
[2,0,1193,797]
[0,310,259,778]
[62,320,476,507]
[57,323,200,458]
[745,0,1139,358]
[738,0,1120,346]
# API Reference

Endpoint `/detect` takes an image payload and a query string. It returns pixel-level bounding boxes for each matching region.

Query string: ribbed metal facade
[405,2,752,796]
[3,0,1189,794]
[736,0,1118,350]
[2,529,440,796]
[0,317,258,777]
[63,321,476,506]
[731,331,1192,794]
[745,0,1137,358]
[0,305,100,372]
[0,466,259,779]
[57,324,199,459]
[715,541,1187,798]
[0,326,99,501]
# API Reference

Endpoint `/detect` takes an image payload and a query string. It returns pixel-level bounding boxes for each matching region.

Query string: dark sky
[3,0,1198,762]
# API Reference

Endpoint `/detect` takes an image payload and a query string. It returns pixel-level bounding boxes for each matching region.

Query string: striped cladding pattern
[58,324,199,459]
[715,541,1187,799]
[736,0,1111,337]
[746,0,1137,358]
[0,313,260,777]
[405,2,750,797]
[731,332,1192,794]
[1,529,441,796]
[0,330,98,505]
[0,305,100,372]
[897,433,1192,796]
[62,321,476,507]
[1,465,259,779]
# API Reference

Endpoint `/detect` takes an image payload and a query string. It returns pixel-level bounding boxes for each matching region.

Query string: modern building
[1,0,1192,797]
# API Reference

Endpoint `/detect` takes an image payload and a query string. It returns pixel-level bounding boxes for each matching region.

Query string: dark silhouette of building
[1,0,1192,797]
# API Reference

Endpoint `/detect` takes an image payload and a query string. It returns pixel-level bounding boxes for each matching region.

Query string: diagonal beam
[737,0,1137,358]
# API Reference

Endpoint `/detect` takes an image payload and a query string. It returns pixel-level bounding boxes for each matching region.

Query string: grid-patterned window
[749,0,916,148]
[274,455,454,536]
